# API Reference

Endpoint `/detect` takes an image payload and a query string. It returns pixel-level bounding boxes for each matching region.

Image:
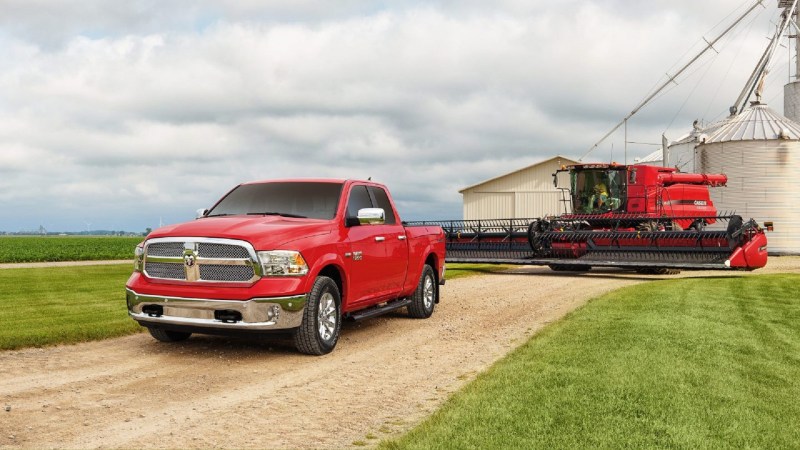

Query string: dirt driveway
[1,258,798,449]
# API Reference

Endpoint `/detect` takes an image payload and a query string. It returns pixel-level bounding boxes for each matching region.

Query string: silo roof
[636,149,662,163]
[704,104,800,143]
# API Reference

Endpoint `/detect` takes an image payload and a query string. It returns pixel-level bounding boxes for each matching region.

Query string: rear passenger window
[369,187,396,225]
[346,185,373,219]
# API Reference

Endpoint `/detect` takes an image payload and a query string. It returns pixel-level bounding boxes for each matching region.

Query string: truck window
[368,187,397,225]
[346,185,373,219]
[206,182,343,220]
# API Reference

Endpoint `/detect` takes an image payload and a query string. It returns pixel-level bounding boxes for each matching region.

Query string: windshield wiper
[247,212,308,218]
[204,213,232,217]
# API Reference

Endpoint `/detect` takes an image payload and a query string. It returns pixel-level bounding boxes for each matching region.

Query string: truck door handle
[375,236,385,242]
[398,235,407,240]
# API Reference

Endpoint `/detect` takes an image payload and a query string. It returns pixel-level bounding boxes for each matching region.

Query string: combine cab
[410,164,768,273]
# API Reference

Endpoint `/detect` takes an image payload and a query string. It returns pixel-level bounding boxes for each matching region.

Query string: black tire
[549,264,591,272]
[690,220,706,232]
[293,276,342,355]
[147,327,191,342]
[636,267,681,275]
[408,265,437,319]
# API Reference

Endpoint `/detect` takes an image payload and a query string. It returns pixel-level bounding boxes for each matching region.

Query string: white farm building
[460,156,579,220]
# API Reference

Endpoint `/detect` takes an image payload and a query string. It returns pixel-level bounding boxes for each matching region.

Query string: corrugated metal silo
[696,103,800,254]
[666,120,728,173]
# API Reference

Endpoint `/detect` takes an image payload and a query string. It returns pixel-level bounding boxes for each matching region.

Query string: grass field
[0,236,141,263]
[0,262,504,351]
[383,274,800,449]
[0,264,141,350]
[446,263,512,280]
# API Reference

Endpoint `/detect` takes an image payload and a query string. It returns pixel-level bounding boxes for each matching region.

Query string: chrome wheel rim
[317,292,337,342]
[423,275,434,310]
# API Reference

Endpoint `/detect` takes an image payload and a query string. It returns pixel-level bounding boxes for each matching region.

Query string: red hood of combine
[147,216,334,249]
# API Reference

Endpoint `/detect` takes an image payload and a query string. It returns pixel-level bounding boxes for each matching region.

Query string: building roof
[703,103,800,143]
[459,155,580,193]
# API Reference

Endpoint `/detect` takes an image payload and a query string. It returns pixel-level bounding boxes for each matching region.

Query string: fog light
[267,305,281,322]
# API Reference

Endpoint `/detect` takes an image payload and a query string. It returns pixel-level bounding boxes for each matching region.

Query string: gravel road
[1,258,798,449]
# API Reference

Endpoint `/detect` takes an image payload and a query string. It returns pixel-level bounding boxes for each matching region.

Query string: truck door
[344,185,385,306]
[368,186,408,293]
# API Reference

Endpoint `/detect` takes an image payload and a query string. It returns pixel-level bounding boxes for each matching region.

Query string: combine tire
[148,327,191,342]
[636,267,681,275]
[549,264,591,272]
[408,264,437,319]
[293,276,342,355]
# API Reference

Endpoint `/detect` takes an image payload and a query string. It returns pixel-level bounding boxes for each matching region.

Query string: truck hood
[147,216,334,249]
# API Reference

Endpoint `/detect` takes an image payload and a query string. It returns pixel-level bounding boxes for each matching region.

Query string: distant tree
[144,227,152,236]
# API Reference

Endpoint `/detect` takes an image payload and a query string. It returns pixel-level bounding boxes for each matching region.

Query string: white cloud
[0,0,787,231]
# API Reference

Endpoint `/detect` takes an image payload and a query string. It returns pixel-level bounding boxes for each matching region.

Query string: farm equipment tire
[147,327,191,342]
[293,276,342,356]
[549,264,591,272]
[635,267,681,275]
[408,264,437,319]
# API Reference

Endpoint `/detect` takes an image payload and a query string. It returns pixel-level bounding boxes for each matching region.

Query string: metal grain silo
[696,103,800,254]
[666,119,728,173]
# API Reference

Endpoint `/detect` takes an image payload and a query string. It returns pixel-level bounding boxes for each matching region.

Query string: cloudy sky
[0,0,790,232]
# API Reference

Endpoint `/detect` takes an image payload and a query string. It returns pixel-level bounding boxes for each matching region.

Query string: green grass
[446,263,512,280]
[0,236,141,263]
[0,264,141,350]
[383,274,800,449]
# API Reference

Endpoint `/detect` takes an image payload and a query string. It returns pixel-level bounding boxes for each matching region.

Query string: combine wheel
[636,221,657,232]
[689,220,706,232]
[548,264,591,272]
[636,267,681,275]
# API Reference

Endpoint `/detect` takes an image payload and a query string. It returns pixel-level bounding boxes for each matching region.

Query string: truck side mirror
[357,208,385,225]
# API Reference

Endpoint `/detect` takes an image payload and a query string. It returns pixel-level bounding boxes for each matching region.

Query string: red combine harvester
[409,163,768,273]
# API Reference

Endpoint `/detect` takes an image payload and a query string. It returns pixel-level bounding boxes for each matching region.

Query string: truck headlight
[134,243,144,272]
[257,250,309,276]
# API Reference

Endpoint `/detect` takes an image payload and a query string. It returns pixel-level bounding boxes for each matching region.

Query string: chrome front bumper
[126,288,307,331]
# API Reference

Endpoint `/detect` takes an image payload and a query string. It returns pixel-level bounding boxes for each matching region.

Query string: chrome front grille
[147,242,184,257]
[197,243,250,259]
[144,262,186,280]
[143,238,260,283]
[199,264,256,281]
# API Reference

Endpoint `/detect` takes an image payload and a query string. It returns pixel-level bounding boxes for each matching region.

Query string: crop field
[0,236,141,263]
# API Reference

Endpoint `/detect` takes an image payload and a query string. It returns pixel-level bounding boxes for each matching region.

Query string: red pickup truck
[125,179,446,355]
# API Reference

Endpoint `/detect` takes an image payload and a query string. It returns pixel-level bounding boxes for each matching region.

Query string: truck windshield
[206,182,343,220]
[571,169,627,213]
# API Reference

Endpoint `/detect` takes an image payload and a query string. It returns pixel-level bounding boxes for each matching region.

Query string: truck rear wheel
[147,327,191,342]
[408,264,436,319]
[293,276,341,355]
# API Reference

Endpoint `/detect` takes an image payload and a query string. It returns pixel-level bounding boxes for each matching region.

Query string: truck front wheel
[293,276,342,355]
[408,264,437,319]
[147,327,191,342]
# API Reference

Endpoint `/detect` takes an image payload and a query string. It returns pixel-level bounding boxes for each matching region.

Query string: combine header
[410,163,768,273]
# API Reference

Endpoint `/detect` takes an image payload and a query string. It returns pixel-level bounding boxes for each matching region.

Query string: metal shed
[460,155,579,219]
